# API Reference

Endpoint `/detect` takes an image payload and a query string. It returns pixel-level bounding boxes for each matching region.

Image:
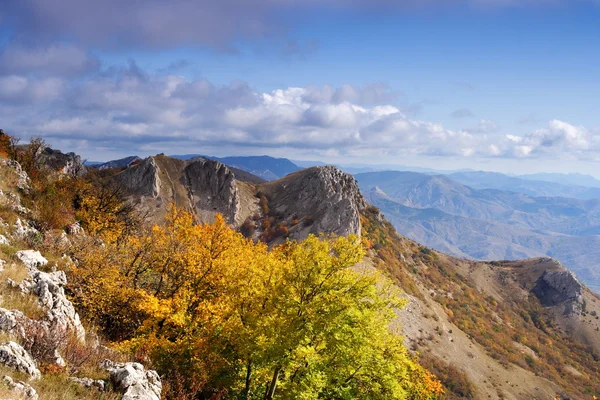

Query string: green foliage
[71,206,443,399]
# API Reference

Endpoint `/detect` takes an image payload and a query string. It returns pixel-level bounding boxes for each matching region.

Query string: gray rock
[102,360,162,400]
[2,160,30,192]
[261,166,368,241]
[20,270,85,339]
[114,155,241,225]
[2,375,38,399]
[15,251,47,271]
[12,220,38,241]
[0,235,9,246]
[0,308,30,339]
[0,342,40,379]
[532,269,584,316]
[70,377,107,391]
[39,147,86,177]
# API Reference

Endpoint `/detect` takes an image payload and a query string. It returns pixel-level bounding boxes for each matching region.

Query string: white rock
[0,235,9,245]
[103,360,162,400]
[2,375,38,400]
[21,270,85,340]
[13,219,38,240]
[15,251,47,271]
[70,377,107,392]
[0,342,40,379]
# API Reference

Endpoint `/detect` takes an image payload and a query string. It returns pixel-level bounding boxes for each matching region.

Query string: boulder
[102,360,162,400]
[0,342,40,379]
[0,235,9,246]
[70,377,107,392]
[15,251,47,271]
[2,375,38,399]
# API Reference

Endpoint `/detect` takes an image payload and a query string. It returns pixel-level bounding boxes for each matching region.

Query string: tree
[71,206,442,399]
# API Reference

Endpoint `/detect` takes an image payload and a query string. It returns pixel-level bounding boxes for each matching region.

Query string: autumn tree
[71,206,442,399]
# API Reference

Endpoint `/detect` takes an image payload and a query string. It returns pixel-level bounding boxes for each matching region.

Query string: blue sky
[0,0,599,175]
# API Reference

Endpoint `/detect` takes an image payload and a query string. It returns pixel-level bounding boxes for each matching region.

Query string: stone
[15,251,47,271]
[532,269,584,316]
[0,235,9,246]
[0,342,40,379]
[20,270,85,339]
[2,375,38,399]
[102,360,162,400]
[70,377,107,391]
[12,220,38,240]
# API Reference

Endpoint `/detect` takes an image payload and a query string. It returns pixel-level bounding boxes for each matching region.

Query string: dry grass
[0,262,44,320]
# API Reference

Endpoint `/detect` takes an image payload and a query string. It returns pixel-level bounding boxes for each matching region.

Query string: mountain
[96,155,141,170]
[356,171,600,292]
[520,172,600,188]
[114,155,365,243]
[450,170,600,199]
[170,154,301,181]
[4,148,600,398]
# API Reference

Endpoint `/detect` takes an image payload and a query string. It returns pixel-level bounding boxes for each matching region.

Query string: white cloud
[1,63,598,162]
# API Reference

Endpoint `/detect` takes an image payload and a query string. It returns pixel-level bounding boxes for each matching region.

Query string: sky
[0,0,599,175]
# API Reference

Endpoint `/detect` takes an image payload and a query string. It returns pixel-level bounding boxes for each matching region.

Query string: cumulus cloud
[0,61,597,162]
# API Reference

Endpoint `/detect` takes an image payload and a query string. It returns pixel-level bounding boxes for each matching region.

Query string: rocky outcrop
[260,166,368,241]
[183,158,240,224]
[0,342,40,379]
[102,360,162,400]
[532,269,584,316]
[113,155,242,225]
[2,375,38,399]
[39,147,86,177]
[0,234,9,245]
[19,269,85,339]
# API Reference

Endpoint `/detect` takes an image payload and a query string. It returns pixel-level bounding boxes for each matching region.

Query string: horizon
[1,1,599,177]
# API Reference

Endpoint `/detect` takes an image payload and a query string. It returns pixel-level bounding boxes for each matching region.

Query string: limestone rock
[20,270,85,339]
[39,147,86,177]
[2,375,38,399]
[70,377,107,391]
[102,360,162,400]
[113,155,241,225]
[0,235,9,246]
[532,269,584,316]
[15,251,47,271]
[0,342,40,379]
[260,166,368,241]
[12,220,38,240]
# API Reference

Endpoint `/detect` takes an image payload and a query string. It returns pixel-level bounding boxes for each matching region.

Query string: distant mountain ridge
[356,170,600,292]
[170,154,301,181]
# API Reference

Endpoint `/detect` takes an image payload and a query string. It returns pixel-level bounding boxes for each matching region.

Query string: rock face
[103,361,162,400]
[532,269,584,316]
[260,166,368,241]
[98,156,142,170]
[113,155,242,225]
[0,342,41,379]
[39,147,86,177]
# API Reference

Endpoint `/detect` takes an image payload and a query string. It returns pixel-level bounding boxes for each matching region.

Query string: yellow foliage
[71,205,442,399]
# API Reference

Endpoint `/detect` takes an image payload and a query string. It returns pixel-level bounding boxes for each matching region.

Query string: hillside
[356,171,600,292]
[2,139,600,399]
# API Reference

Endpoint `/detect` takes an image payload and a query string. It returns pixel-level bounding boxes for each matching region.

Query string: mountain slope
[356,171,600,292]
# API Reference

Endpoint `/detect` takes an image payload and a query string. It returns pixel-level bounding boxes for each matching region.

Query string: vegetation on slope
[1,133,443,399]
[361,207,600,399]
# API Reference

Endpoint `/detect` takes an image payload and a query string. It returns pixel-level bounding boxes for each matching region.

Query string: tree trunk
[243,361,252,400]
[264,367,281,400]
